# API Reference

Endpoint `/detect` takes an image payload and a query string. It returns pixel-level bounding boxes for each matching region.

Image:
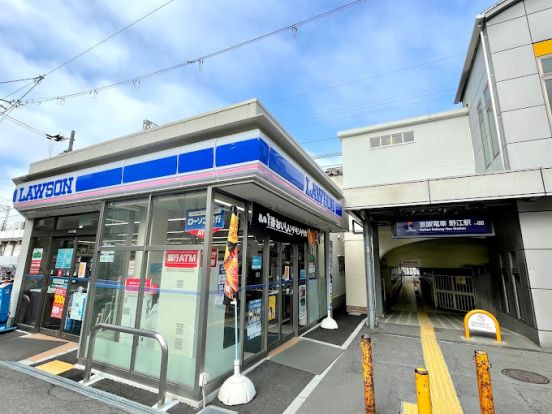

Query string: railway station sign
[393,217,493,238]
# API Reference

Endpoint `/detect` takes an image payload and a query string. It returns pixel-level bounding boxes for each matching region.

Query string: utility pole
[66,130,75,152]
[0,206,9,231]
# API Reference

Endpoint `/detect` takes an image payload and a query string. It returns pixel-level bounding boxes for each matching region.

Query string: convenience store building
[9,99,347,401]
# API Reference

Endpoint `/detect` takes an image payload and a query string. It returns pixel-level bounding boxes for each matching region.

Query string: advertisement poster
[252,255,262,270]
[283,266,290,281]
[164,250,201,268]
[55,248,74,269]
[29,248,43,275]
[100,251,115,263]
[69,291,87,321]
[78,262,87,277]
[268,295,276,321]
[50,287,67,319]
[247,299,262,340]
[185,208,225,239]
[299,284,307,323]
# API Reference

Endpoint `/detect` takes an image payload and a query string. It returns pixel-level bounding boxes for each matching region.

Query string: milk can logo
[14,177,74,203]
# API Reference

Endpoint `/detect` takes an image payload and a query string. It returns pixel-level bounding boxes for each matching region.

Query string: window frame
[537,54,552,129]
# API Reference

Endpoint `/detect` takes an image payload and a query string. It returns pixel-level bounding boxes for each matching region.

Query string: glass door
[281,243,294,339]
[40,238,75,334]
[267,241,281,347]
[62,237,95,339]
[298,243,308,332]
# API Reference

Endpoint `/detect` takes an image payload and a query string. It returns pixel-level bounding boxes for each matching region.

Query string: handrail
[83,323,169,408]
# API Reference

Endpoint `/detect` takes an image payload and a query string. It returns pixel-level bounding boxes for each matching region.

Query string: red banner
[164,250,201,268]
[50,287,66,319]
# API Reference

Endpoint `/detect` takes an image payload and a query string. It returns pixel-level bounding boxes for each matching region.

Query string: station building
[8,100,347,401]
[340,0,552,349]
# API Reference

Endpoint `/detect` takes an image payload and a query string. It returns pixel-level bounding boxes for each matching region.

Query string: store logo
[15,177,74,203]
[304,177,341,216]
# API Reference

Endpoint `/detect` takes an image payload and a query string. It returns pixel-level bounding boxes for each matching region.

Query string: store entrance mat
[269,339,343,375]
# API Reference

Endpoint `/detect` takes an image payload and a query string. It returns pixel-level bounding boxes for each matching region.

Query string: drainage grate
[501,368,550,384]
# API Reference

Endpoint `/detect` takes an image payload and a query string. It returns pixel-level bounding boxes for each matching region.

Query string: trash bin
[0,281,17,333]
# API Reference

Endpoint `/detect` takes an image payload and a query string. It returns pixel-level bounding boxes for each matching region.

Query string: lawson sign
[14,177,74,203]
[13,134,343,221]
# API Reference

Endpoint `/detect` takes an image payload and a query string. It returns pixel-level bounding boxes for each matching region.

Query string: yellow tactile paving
[36,359,75,375]
[401,401,418,414]
[417,307,463,414]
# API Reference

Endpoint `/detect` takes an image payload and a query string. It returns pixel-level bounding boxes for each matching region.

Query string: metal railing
[83,323,169,408]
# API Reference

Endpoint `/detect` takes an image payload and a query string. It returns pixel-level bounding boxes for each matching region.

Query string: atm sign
[164,250,200,268]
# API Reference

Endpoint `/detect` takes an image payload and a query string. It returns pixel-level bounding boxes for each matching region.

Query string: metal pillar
[362,217,377,329]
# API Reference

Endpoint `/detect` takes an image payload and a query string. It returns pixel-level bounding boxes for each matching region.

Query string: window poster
[55,248,73,269]
[299,284,307,324]
[268,294,276,321]
[30,248,43,275]
[50,287,67,319]
[69,291,87,321]
[252,255,262,270]
[247,299,262,340]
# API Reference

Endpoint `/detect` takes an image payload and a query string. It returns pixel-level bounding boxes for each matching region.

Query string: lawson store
[9,99,347,401]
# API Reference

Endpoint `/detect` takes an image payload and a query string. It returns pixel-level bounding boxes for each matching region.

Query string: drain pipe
[362,214,377,329]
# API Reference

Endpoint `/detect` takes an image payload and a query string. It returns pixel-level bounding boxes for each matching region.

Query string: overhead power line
[0,76,39,85]
[23,0,368,105]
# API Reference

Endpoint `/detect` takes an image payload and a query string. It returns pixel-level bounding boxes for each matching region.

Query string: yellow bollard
[360,335,376,414]
[474,350,495,414]
[415,368,432,414]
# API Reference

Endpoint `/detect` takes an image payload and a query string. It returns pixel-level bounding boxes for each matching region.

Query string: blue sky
[0,0,488,224]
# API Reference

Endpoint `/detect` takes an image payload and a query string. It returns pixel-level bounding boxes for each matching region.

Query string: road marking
[401,401,417,414]
[36,359,74,375]
[417,307,463,414]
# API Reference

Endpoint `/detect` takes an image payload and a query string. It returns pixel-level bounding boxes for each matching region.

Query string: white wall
[341,110,475,189]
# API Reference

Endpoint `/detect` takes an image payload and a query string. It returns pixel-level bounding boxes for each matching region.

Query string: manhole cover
[501,368,550,384]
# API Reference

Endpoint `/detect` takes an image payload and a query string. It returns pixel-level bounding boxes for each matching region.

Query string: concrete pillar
[9,218,34,326]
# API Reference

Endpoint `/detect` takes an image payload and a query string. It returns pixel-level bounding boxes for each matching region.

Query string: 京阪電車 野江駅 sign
[393,217,493,238]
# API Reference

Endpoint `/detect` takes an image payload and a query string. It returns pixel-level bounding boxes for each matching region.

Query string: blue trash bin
[0,281,17,333]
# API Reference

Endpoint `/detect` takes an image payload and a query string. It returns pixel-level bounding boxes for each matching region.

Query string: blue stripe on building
[268,147,305,191]
[178,148,214,173]
[76,167,123,192]
[215,138,269,167]
[123,155,178,183]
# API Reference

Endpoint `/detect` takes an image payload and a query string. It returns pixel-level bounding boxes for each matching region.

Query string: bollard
[415,368,432,414]
[474,350,495,414]
[360,335,376,414]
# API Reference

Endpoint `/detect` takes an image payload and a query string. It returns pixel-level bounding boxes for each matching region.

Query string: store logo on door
[14,177,74,203]
[184,208,225,238]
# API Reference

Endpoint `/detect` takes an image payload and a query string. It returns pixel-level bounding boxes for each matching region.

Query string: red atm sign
[164,249,218,268]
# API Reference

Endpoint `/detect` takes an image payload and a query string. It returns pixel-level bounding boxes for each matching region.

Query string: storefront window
[56,213,99,233]
[86,250,145,370]
[298,244,307,329]
[34,217,55,232]
[134,249,203,387]
[268,241,281,346]
[101,199,149,247]
[149,192,207,245]
[204,196,244,381]
[307,233,319,324]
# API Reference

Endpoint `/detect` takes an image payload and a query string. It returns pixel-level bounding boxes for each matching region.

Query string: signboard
[250,203,310,242]
[100,251,115,263]
[55,248,74,269]
[29,248,43,275]
[50,287,67,319]
[78,262,87,277]
[399,259,421,268]
[184,208,224,238]
[268,295,276,321]
[164,250,201,268]
[393,217,493,238]
[252,255,262,270]
[464,309,502,343]
[247,299,262,340]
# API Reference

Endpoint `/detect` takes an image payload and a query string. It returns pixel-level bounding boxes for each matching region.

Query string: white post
[321,234,338,330]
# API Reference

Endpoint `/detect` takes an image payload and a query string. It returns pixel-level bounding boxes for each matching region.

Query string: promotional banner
[69,291,87,321]
[223,206,239,304]
[393,217,493,238]
[185,208,225,238]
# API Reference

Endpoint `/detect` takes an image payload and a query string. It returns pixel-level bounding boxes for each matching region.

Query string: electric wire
[0,77,38,85]
[23,0,368,105]
[5,115,48,137]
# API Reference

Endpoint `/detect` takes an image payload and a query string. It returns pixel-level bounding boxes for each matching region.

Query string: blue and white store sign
[13,130,343,223]
[393,217,493,238]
